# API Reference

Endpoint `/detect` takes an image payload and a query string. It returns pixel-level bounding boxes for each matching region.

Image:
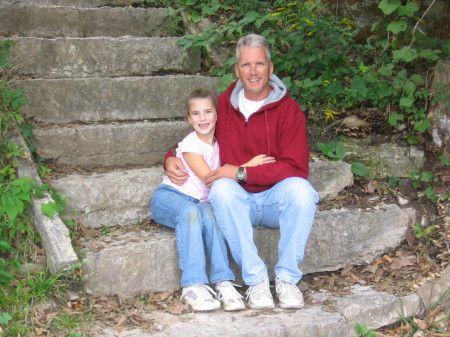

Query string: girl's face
[187,97,217,140]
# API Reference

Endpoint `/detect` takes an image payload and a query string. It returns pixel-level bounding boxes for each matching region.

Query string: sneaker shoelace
[245,280,268,300]
[216,282,243,301]
[184,284,217,300]
[275,279,301,295]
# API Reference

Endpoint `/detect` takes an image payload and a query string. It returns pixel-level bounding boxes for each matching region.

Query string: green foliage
[0,262,89,336]
[0,312,12,325]
[153,0,446,144]
[412,222,434,241]
[355,323,378,337]
[440,154,450,166]
[408,169,449,203]
[0,40,72,287]
[351,162,370,177]
[317,140,345,161]
[317,140,369,176]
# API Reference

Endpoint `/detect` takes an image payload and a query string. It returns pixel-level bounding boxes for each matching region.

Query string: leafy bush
[0,40,56,284]
[143,0,448,144]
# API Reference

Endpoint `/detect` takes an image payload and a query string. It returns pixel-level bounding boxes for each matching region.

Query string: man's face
[234,46,274,101]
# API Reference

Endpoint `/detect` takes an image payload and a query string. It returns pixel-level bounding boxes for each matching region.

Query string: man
[165,34,319,309]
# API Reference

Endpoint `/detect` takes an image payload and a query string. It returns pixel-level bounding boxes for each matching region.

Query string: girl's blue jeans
[150,184,235,287]
[209,177,319,286]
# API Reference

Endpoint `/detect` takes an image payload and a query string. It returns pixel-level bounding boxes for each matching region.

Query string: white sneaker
[245,277,275,310]
[215,281,246,311]
[275,277,304,309]
[181,284,221,312]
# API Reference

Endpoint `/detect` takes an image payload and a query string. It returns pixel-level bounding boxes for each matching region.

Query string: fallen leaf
[166,301,188,314]
[413,318,428,330]
[366,181,381,193]
[362,264,379,274]
[153,291,176,302]
[390,255,416,270]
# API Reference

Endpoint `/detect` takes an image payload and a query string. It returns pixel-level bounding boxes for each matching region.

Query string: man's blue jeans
[209,177,319,286]
[150,184,235,287]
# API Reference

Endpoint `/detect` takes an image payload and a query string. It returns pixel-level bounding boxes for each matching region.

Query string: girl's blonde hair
[185,88,218,117]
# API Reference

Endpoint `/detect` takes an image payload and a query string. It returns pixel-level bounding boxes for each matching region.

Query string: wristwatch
[236,167,246,183]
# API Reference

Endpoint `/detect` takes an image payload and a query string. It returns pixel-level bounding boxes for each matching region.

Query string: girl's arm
[183,152,213,183]
[242,154,276,167]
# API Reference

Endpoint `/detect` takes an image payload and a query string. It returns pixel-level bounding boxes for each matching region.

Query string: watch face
[237,168,246,182]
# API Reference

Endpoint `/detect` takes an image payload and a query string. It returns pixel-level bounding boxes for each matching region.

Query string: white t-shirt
[239,89,265,120]
[162,131,220,203]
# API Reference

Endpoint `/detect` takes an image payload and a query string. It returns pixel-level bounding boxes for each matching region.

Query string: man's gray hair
[236,34,271,62]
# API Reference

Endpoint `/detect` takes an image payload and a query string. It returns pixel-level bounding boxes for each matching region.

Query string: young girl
[151,88,274,312]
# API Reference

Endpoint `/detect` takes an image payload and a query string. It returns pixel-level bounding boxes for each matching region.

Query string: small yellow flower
[322,80,331,86]
[324,109,339,121]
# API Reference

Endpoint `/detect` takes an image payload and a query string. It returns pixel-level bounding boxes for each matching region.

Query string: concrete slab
[32,121,192,169]
[5,37,200,78]
[0,4,170,38]
[18,75,219,123]
[80,204,413,297]
[50,160,353,228]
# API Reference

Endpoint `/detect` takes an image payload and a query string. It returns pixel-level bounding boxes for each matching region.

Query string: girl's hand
[243,154,276,167]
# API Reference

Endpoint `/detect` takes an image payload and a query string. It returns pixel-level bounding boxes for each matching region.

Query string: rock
[428,60,450,152]
[311,285,423,330]
[343,135,426,179]
[416,263,450,311]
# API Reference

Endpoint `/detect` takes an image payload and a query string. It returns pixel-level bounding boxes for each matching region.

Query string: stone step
[32,121,192,169]
[80,204,414,297]
[0,4,170,38]
[5,37,200,79]
[51,160,354,228]
[0,0,135,7]
[18,75,219,123]
[91,286,422,337]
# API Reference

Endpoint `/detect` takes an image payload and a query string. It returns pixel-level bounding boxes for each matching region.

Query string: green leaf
[351,162,370,176]
[418,49,441,61]
[1,192,23,222]
[41,202,58,219]
[387,20,407,34]
[0,240,12,252]
[414,119,431,133]
[400,96,414,107]
[388,111,404,126]
[378,0,401,15]
[0,312,13,325]
[335,141,346,160]
[393,47,418,62]
[397,2,419,16]
[378,63,394,76]
[440,154,450,166]
[420,171,434,182]
[402,80,416,97]
[410,74,424,85]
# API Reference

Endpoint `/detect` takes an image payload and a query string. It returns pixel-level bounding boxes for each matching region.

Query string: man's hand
[204,164,238,187]
[165,156,189,185]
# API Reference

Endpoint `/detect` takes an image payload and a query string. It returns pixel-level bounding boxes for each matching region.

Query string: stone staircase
[1,2,427,335]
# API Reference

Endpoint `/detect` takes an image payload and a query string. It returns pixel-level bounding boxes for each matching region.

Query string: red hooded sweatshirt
[216,75,309,193]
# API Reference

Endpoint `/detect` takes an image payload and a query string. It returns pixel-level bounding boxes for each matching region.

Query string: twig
[409,0,436,48]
